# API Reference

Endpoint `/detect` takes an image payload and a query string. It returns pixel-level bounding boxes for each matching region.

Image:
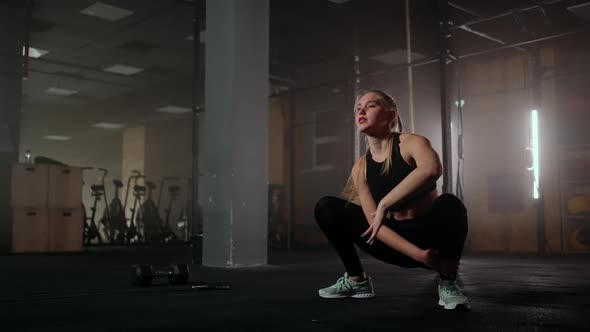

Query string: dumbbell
[131,263,190,287]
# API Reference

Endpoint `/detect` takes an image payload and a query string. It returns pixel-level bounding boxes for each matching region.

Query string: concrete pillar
[122,127,146,179]
[202,0,269,267]
[121,127,145,222]
[143,120,193,241]
[0,2,25,252]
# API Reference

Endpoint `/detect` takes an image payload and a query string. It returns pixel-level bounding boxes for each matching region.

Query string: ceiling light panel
[46,87,78,96]
[155,106,192,114]
[103,64,144,75]
[93,122,125,129]
[80,2,133,21]
[23,47,49,58]
[44,135,71,141]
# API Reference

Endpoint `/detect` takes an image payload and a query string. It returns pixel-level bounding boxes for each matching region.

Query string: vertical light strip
[531,110,540,199]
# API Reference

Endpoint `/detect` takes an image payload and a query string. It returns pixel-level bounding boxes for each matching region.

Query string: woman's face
[354,92,393,136]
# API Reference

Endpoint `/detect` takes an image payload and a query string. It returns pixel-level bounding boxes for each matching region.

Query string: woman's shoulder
[351,153,367,171]
[399,132,431,145]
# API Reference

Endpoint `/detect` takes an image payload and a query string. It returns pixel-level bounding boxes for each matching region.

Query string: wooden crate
[12,208,49,253]
[48,165,83,209]
[48,208,84,252]
[10,164,49,208]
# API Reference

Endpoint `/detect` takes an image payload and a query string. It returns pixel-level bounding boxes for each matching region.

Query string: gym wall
[462,47,560,253]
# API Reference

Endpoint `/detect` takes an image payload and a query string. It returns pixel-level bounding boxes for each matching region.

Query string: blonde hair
[342,89,403,202]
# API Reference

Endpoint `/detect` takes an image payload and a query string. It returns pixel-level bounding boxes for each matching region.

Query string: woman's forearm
[375,223,426,262]
[357,182,427,262]
[372,165,440,263]
[378,165,441,211]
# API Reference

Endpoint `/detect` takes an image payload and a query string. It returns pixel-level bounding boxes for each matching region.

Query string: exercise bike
[157,177,181,243]
[139,180,163,244]
[123,171,145,244]
[106,179,126,244]
[83,168,110,245]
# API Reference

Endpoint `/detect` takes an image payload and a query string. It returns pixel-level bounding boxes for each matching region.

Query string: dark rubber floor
[1,245,589,331]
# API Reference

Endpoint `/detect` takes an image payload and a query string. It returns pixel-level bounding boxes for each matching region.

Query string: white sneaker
[438,279,471,310]
[318,273,375,299]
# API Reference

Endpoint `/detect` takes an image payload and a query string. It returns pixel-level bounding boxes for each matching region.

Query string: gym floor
[1,246,589,331]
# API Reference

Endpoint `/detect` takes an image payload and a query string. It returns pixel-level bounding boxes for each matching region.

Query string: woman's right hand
[421,249,459,275]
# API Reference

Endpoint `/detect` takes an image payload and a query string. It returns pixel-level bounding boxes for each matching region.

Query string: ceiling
[16,0,590,140]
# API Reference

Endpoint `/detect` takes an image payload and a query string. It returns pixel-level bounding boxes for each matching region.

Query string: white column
[202,0,269,267]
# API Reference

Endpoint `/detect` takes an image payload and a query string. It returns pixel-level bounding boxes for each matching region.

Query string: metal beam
[449,0,568,30]
[268,24,590,98]
[457,25,508,45]
[406,0,415,133]
[449,2,528,53]
[448,2,482,18]
[458,24,590,59]
[437,0,453,194]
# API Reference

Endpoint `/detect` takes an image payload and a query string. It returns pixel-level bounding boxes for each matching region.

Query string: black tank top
[365,133,436,210]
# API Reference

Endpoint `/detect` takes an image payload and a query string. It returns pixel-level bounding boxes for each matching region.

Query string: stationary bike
[123,171,145,244]
[139,181,163,244]
[81,167,94,245]
[84,168,110,245]
[106,179,126,244]
[157,177,181,243]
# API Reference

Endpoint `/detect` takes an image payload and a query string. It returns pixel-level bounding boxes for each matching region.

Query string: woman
[314,89,470,310]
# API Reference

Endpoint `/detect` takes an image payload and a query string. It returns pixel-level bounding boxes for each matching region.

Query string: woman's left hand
[422,249,459,275]
[361,205,387,245]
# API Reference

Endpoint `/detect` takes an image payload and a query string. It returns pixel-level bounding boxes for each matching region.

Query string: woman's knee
[432,194,468,231]
[435,194,467,216]
[314,196,346,225]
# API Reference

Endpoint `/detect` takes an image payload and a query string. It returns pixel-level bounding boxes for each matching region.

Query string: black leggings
[314,194,468,276]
